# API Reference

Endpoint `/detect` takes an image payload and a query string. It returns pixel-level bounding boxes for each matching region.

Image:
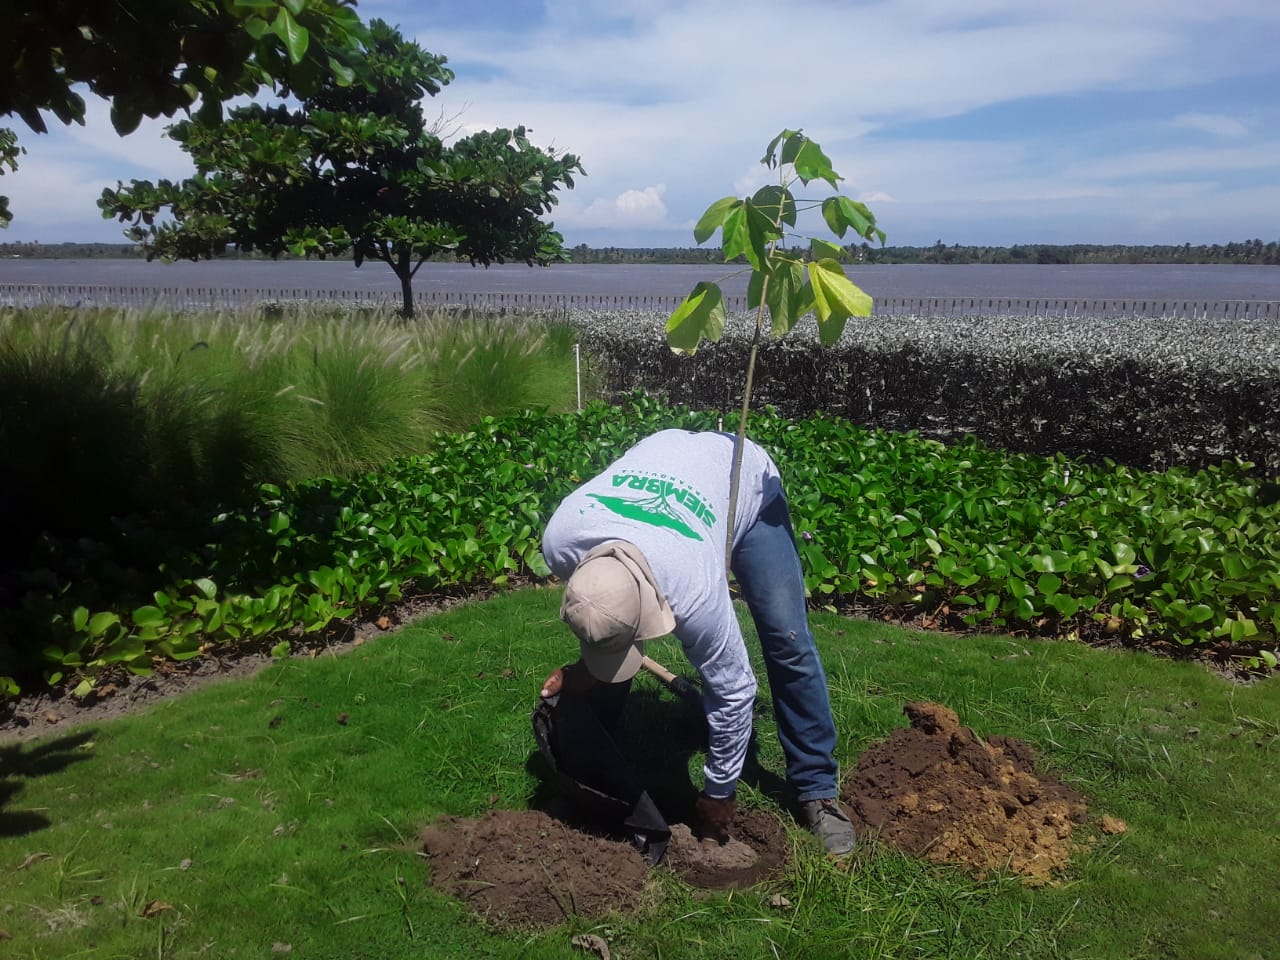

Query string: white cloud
[1170,113,1251,138]
[3,0,1277,245]
[561,184,669,228]
[1062,143,1280,181]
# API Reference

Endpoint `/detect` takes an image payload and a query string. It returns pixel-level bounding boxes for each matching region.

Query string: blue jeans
[730,485,839,802]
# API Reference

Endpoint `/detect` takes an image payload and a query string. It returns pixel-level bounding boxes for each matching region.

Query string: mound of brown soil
[421,809,648,928]
[841,701,1089,884]
[420,806,789,928]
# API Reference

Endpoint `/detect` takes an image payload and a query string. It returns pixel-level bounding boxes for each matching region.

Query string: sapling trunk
[724,282,769,577]
[670,131,882,575]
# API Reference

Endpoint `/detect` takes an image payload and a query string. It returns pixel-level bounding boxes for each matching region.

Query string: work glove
[539,659,598,699]
[694,791,737,844]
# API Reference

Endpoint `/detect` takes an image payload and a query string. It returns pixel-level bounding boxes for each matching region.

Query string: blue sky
[4,0,1278,248]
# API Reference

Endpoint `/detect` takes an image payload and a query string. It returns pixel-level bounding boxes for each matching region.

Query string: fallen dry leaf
[139,900,173,919]
[1099,815,1129,835]
[17,852,51,871]
[375,616,393,630]
[571,933,611,960]
[43,711,61,724]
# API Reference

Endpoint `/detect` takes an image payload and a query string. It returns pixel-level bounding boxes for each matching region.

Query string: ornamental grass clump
[0,302,583,693]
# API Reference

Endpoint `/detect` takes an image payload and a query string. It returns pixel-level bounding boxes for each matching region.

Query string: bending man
[538,428,854,855]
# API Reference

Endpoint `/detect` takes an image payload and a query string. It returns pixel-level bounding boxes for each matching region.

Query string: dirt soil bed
[421,809,649,929]
[420,806,790,929]
[421,700,1093,928]
[841,700,1090,884]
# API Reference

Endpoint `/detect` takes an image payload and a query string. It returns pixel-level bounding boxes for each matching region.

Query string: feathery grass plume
[421,307,584,431]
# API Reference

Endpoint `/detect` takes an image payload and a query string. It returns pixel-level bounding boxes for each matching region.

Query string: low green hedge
[572,309,1280,474]
[4,396,1277,698]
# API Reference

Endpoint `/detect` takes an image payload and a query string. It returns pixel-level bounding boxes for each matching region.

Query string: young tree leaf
[751,185,797,227]
[721,204,769,270]
[810,238,846,261]
[666,281,726,355]
[766,257,809,336]
[747,268,764,309]
[808,259,872,344]
[744,200,779,268]
[694,196,739,244]
[761,128,800,168]
[822,195,880,239]
[785,136,840,188]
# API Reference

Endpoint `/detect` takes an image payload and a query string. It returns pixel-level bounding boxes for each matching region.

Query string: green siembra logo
[587,472,716,541]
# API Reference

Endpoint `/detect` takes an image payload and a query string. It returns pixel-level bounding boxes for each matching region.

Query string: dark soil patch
[841,700,1090,884]
[421,809,649,929]
[420,805,790,929]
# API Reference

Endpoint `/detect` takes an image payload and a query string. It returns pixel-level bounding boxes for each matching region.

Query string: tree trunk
[394,252,415,319]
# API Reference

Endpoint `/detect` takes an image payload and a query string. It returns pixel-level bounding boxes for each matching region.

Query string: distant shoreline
[3,260,1280,304]
[2,239,1278,267]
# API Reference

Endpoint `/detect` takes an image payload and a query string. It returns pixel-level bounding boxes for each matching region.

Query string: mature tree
[99,20,583,317]
[0,0,370,225]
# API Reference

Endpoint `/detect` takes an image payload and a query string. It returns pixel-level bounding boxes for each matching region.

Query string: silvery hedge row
[571,309,1280,474]
[6,396,1276,697]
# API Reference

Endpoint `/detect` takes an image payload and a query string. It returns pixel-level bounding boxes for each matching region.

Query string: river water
[2,259,1279,302]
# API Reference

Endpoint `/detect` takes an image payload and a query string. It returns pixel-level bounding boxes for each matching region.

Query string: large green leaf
[822,195,878,239]
[694,196,739,244]
[272,7,310,63]
[666,281,726,355]
[808,259,872,344]
[721,205,751,265]
[810,238,846,261]
[761,128,800,168]
[751,185,797,227]
[783,136,840,189]
[721,201,775,270]
[766,257,811,336]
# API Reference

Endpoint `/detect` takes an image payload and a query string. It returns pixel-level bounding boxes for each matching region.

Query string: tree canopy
[0,0,370,225]
[99,20,584,317]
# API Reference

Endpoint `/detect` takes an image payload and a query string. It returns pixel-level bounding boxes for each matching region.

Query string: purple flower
[801,531,814,542]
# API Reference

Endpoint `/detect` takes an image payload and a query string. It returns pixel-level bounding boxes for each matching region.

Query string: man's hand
[694,792,737,844]
[539,659,598,699]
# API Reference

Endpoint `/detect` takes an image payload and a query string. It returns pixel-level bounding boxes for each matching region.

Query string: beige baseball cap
[560,541,676,683]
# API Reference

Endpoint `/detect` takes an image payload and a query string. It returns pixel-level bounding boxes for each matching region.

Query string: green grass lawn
[2,587,1277,959]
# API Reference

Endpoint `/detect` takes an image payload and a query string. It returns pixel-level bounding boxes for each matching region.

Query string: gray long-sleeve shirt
[542,429,781,797]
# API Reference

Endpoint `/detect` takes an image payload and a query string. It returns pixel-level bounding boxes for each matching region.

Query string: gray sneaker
[800,798,856,856]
